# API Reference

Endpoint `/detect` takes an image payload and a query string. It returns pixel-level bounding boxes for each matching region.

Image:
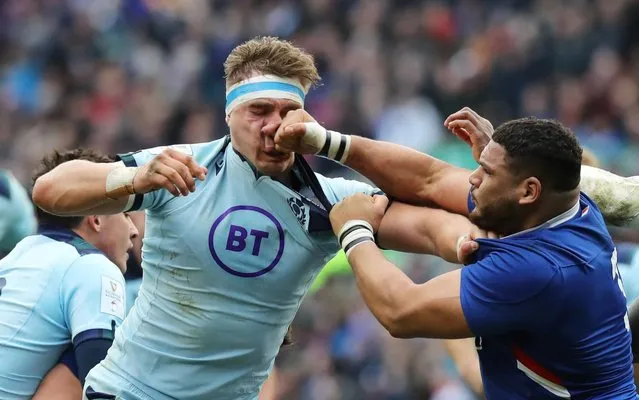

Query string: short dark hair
[32,148,114,229]
[492,118,582,192]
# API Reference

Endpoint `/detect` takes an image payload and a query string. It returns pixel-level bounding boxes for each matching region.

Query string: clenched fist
[274,109,322,155]
[329,194,389,237]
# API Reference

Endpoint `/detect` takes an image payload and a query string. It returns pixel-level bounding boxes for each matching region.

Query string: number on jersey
[611,248,630,331]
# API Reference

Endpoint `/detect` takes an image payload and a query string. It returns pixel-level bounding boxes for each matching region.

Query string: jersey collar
[502,201,580,239]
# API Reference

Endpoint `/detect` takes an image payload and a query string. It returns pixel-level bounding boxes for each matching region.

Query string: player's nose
[261,121,280,137]
[129,219,139,239]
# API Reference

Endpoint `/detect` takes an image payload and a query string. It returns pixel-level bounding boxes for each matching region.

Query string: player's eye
[250,107,268,116]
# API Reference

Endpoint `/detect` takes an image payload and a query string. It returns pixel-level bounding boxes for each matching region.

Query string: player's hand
[274,109,321,154]
[329,194,389,237]
[456,226,499,265]
[133,148,208,197]
[444,107,494,163]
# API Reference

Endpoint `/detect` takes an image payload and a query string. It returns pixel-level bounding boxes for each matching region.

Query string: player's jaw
[470,193,520,236]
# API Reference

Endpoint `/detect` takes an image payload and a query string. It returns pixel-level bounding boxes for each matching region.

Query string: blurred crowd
[3,0,639,398]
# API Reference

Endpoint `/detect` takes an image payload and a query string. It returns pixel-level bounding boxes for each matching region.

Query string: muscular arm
[33,364,81,400]
[346,136,472,215]
[32,160,130,216]
[443,338,483,396]
[376,202,477,263]
[346,241,471,339]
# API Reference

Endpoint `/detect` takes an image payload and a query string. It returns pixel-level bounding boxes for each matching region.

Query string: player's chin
[117,253,129,274]
[257,157,294,174]
[468,209,489,229]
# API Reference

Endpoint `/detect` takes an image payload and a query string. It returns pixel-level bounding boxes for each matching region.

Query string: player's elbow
[32,173,56,212]
[383,315,413,339]
[381,299,422,339]
[32,172,71,215]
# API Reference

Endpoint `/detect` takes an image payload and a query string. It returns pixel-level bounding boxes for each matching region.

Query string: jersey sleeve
[317,175,383,204]
[59,254,126,341]
[116,145,191,212]
[117,141,226,212]
[460,248,559,336]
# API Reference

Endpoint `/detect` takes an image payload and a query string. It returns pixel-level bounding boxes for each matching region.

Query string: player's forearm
[347,242,469,339]
[378,203,473,263]
[346,241,419,337]
[33,364,81,400]
[580,165,639,227]
[32,160,129,216]
[346,136,471,215]
[443,338,484,396]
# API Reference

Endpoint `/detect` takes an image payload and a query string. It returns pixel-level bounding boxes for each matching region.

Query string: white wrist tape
[303,122,351,163]
[106,165,138,201]
[338,219,375,257]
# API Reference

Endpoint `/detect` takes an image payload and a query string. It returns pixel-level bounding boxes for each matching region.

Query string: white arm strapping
[580,165,639,228]
[105,161,137,210]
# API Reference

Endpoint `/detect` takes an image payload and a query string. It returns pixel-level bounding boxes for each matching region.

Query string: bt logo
[208,206,285,278]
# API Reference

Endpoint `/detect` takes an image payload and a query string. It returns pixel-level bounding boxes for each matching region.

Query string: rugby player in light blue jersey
[0,149,138,399]
[0,169,36,256]
[276,108,639,398]
[33,37,486,400]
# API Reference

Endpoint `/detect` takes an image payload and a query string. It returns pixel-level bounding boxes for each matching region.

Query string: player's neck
[519,189,580,233]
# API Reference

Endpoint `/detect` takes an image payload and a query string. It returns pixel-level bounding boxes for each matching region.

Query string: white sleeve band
[303,122,351,163]
[105,163,138,200]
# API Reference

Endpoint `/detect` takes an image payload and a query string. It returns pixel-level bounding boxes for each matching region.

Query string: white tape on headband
[225,75,306,115]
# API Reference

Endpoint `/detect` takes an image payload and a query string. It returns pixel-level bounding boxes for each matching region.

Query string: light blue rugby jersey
[0,228,126,399]
[0,170,36,253]
[90,136,378,400]
[617,243,639,305]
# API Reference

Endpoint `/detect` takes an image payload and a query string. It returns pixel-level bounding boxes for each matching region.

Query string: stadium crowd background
[2,0,639,398]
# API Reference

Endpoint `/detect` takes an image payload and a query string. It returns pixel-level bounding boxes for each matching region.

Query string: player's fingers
[448,120,480,139]
[451,126,472,145]
[457,238,479,265]
[283,123,307,138]
[444,107,479,127]
[163,157,196,193]
[154,174,181,197]
[165,149,207,180]
[486,231,499,239]
[153,162,190,196]
[182,155,207,181]
[372,194,389,212]
[469,229,488,240]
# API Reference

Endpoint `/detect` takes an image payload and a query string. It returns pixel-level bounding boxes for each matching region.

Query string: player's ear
[518,177,541,205]
[86,215,102,233]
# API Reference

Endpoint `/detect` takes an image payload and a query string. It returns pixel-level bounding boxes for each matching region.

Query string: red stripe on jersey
[513,345,562,385]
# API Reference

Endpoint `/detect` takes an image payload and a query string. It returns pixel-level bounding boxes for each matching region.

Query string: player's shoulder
[36,230,110,271]
[119,137,230,168]
[465,244,560,302]
[475,241,560,276]
[313,173,381,202]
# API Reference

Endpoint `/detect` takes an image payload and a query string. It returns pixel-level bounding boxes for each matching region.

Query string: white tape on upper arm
[580,165,639,226]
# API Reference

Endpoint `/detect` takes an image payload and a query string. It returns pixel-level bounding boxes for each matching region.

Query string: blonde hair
[581,147,601,168]
[224,36,320,91]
